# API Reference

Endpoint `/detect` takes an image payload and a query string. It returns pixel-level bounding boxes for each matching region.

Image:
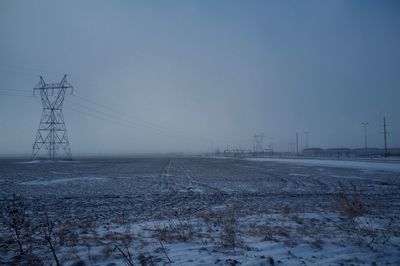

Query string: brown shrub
[336,183,365,217]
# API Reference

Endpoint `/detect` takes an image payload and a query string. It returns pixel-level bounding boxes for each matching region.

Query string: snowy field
[1,157,400,265]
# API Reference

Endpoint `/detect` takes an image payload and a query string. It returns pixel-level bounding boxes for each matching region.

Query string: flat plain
[1,157,400,265]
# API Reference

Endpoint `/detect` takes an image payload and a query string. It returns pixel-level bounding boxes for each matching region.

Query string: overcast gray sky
[0,0,399,155]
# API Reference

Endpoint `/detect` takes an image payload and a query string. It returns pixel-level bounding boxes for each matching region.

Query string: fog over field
[0,0,400,156]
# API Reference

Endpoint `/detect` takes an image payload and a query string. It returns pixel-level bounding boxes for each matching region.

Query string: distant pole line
[32,75,73,160]
[296,132,299,156]
[304,131,309,150]
[361,122,368,157]
[383,117,388,157]
[270,137,274,154]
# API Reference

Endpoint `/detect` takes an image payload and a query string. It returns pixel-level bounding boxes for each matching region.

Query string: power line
[0,85,242,147]
[68,95,247,145]
[73,94,170,132]
[65,105,139,130]
[0,63,66,77]
[0,63,254,147]
[2,86,207,144]
[64,98,212,145]
[0,88,31,92]
[0,92,30,97]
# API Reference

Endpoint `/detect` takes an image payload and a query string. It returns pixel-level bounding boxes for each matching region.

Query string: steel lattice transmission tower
[32,75,73,160]
[253,134,264,154]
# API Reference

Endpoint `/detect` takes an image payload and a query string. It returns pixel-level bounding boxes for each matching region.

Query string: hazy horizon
[1,0,399,156]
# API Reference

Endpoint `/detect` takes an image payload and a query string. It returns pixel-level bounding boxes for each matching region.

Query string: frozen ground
[0,157,399,265]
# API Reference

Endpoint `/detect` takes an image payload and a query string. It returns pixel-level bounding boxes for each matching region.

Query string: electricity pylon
[254,134,264,154]
[32,75,73,160]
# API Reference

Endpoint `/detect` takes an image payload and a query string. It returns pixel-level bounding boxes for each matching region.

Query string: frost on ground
[0,157,399,265]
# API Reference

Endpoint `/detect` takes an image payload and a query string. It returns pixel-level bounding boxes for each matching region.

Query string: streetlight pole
[304,131,309,150]
[361,122,368,157]
[383,117,388,157]
[269,137,274,156]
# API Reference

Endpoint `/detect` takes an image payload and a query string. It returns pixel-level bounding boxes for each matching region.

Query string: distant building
[302,148,325,157]
[300,147,400,158]
[353,148,381,156]
[324,148,351,157]
[389,148,400,156]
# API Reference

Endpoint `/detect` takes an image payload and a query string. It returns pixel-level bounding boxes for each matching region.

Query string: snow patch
[18,160,79,164]
[20,176,107,185]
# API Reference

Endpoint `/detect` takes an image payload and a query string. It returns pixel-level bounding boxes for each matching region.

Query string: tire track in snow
[154,159,172,192]
[177,160,222,193]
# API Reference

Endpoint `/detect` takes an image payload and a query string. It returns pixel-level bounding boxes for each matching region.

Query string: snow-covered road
[247,157,400,173]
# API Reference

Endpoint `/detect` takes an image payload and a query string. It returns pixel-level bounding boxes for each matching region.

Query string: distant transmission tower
[32,75,73,160]
[254,134,264,154]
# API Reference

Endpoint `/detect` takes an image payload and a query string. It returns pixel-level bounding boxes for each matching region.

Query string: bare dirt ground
[1,157,400,265]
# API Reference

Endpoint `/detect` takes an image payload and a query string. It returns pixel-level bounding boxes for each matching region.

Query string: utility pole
[361,122,368,157]
[383,117,388,157]
[270,137,274,155]
[32,75,73,160]
[296,132,299,156]
[304,131,309,150]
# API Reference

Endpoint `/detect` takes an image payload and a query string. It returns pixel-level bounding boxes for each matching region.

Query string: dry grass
[247,224,274,241]
[218,206,243,249]
[1,195,34,255]
[335,183,365,218]
[281,205,291,216]
[333,184,399,250]
[154,222,194,243]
